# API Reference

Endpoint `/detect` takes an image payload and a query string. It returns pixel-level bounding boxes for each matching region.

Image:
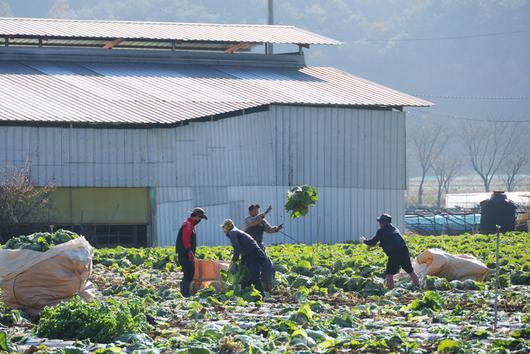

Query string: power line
[409,109,530,123]
[345,28,530,43]
[413,94,530,101]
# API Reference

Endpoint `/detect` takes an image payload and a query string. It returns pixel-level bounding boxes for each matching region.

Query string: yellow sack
[414,248,488,281]
[0,237,94,315]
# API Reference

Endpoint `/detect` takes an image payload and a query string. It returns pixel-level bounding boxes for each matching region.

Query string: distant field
[406,175,530,207]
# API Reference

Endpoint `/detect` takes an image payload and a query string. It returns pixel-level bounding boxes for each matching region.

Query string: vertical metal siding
[271,106,405,190]
[0,105,406,246]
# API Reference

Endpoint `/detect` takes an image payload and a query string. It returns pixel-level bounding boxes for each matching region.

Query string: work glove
[187,251,195,262]
[277,223,284,231]
[265,205,272,214]
[360,236,367,242]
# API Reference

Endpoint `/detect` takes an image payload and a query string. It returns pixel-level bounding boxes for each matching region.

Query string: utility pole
[266,0,274,54]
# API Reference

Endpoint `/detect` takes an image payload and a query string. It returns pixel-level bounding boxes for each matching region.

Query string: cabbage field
[1,232,529,353]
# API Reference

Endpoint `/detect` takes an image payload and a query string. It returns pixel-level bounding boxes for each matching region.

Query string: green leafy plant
[289,303,314,325]
[284,184,319,219]
[437,339,462,353]
[224,263,250,291]
[4,229,79,251]
[2,232,525,353]
[35,295,149,343]
[0,330,9,352]
[407,291,444,312]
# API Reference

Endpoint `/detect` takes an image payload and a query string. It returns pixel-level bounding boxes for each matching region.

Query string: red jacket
[175,217,197,256]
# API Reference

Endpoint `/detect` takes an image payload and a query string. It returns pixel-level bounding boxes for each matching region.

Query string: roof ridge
[0,17,340,46]
[0,16,296,29]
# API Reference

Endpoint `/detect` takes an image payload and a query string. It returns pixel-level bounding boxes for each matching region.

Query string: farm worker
[175,207,208,297]
[244,204,283,291]
[222,218,271,297]
[361,213,420,290]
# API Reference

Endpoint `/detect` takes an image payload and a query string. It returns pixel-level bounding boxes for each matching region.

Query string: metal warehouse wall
[0,105,406,246]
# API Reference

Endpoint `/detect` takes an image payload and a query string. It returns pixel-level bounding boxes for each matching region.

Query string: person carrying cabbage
[222,218,271,297]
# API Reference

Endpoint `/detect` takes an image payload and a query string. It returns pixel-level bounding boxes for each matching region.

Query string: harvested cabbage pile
[36,295,149,344]
[3,229,79,252]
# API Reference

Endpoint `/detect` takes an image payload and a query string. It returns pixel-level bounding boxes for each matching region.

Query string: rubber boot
[385,274,395,290]
[180,280,192,297]
[261,257,274,292]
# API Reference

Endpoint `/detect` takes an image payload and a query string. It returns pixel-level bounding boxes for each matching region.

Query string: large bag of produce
[0,231,94,315]
[192,259,230,290]
[414,248,488,281]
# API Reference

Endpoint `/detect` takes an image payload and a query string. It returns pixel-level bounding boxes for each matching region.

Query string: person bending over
[361,213,420,290]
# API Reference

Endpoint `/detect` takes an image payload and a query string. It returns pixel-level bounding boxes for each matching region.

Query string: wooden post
[494,224,500,331]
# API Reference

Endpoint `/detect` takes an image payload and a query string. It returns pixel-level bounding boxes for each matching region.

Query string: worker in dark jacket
[479,191,517,234]
[244,204,283,291]
[361,213,420,290]
[175,207,208,297]
[222,218,270,297]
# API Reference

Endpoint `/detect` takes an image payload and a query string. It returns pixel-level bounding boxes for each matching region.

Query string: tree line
[409,119,529,207]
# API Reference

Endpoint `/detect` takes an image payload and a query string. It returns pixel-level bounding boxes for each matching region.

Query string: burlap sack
[414,248,488,281]
[192,259,230,290]
[0,237,94,315]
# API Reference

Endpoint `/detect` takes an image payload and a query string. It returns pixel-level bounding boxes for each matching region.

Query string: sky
[1,0,529,176]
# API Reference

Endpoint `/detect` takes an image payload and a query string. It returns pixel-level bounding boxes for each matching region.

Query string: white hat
[220,218,234,228]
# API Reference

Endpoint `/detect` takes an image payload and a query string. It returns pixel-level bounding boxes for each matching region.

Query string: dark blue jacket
[226,228,262,262]
[364,224,407,256]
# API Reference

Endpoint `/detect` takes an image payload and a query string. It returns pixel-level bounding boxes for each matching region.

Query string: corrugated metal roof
[0,17,340,46]
[0,60,431,125]
[0,37,239,51]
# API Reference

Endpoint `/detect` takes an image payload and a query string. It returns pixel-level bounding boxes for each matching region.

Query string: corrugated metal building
[0,17,431,247]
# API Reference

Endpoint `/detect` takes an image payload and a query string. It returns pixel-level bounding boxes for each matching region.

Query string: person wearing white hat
[222,219,270,297]
[175,207,208,297]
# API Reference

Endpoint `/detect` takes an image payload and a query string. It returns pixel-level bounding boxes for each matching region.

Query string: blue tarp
[405,213,480,235]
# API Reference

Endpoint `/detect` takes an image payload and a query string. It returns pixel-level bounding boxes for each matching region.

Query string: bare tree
[433,155,460,207]
[0,162,55,225]
[502,141,529,191]
[461,121,525,192]
[410,121,450,205]
[0,1,13,17]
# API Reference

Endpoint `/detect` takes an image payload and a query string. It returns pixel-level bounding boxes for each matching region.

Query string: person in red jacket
[175,207,208,297]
